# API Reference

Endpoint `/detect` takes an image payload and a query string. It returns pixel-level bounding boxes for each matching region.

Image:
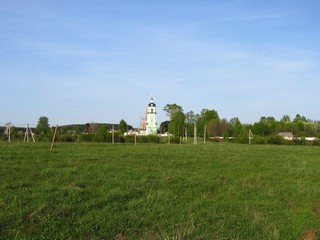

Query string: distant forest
[162,104,320,138]
[0,118,133,143]
[1,108,320,145]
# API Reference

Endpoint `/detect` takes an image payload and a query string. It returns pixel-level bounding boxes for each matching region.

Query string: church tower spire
[146,97,157,135]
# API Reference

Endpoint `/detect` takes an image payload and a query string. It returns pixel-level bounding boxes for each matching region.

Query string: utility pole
[194,123,197,144]
[134,133,137,146]
[24,124,35,143]
[29,125,35,143]
[249,129,253,145]
[24,124,29,142]
[185,127,188,141]
[5,123,11,142]
[112,125,115,144]
[50,125,58,151]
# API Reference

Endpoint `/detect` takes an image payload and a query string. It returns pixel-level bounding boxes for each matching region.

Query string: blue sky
[1,0,320,127]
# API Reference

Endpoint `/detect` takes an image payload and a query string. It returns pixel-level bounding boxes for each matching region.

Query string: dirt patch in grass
[313,204,320,218]
[287,198,299,210]
[301,228,316,240]
[114,233,127,240]
[140,231,158,240]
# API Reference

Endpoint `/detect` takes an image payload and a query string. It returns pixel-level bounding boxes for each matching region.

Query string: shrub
[93,134,107,142]
[252,136,267,145]
[124,136,135,143]
[147,135,160,143]
[170,137,181,144]
[233,137,249,144]
[312,139,320,146]
[267,135,285,145]
[293,138,306,145]
[56,134,77,142]
[81,134,94,142]
[133,135,160,143]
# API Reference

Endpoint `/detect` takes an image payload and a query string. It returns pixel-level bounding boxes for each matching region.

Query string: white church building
[139,97,158,135]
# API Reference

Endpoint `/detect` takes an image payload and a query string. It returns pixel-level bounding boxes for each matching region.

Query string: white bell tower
[146,97,157,135]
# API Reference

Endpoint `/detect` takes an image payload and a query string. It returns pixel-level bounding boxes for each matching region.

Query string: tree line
[161,103,320,144]
[2,108,320,145]
[1,117,133,142]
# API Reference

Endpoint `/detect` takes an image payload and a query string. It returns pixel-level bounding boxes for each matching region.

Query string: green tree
[163,104,183,118]
[185,111,195,124]
[94,124,110,142]
[184,111,196,137]
[252,116,278,136]
[293,114,307,123]
[229,117,243,137]
[163,103,184,136]
[36,116,50,134]
[160,121,170,133]
[207,118,219,137]
[119,119,128,135]
[169,111,185,137]
[197,109,219,137]
[9,126,17,141]
[281,115,291,122]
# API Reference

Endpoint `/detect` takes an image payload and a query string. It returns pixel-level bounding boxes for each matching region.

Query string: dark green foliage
[293,138,307,145]
[169,111,185,137]
[118,119,128,135]
[92,134,107,142]
[252,136,267,145]
[146,135,160,143]
[229,117,243,137]
[160,121,170,134]
[163,103,183,118]
[36,116,50,135]
[133,135,160,143]
[312,139,320,146]
[197,108,219,137]
[267,135,285,145]
[163,104,185,137]
[55,134,77,142]
[169,137,180,144]
[80,134,95,142]
[124,135,135,143]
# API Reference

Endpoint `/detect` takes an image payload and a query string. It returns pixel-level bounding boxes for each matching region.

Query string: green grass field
[1,142,320,239]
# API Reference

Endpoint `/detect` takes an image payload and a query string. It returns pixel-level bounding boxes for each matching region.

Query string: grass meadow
[1,142,320,239]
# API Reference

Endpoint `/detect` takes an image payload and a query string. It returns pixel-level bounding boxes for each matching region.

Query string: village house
[277,132,294,140]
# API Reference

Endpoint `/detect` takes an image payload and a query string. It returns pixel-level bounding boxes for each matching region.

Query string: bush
[137,136,148,143]
[293,138,306,145]
[35,133,53,142]
[312,139,320,146]
[233,137,249,144]
[267,135,285,145]
[93,134,107,142]
[81,134,94,142]
[134,135,160,143]
[252,136,267,144]
[170,137,181,144]
[147,135,160,143]
[124,136,135,143]
[56,134,77,142]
